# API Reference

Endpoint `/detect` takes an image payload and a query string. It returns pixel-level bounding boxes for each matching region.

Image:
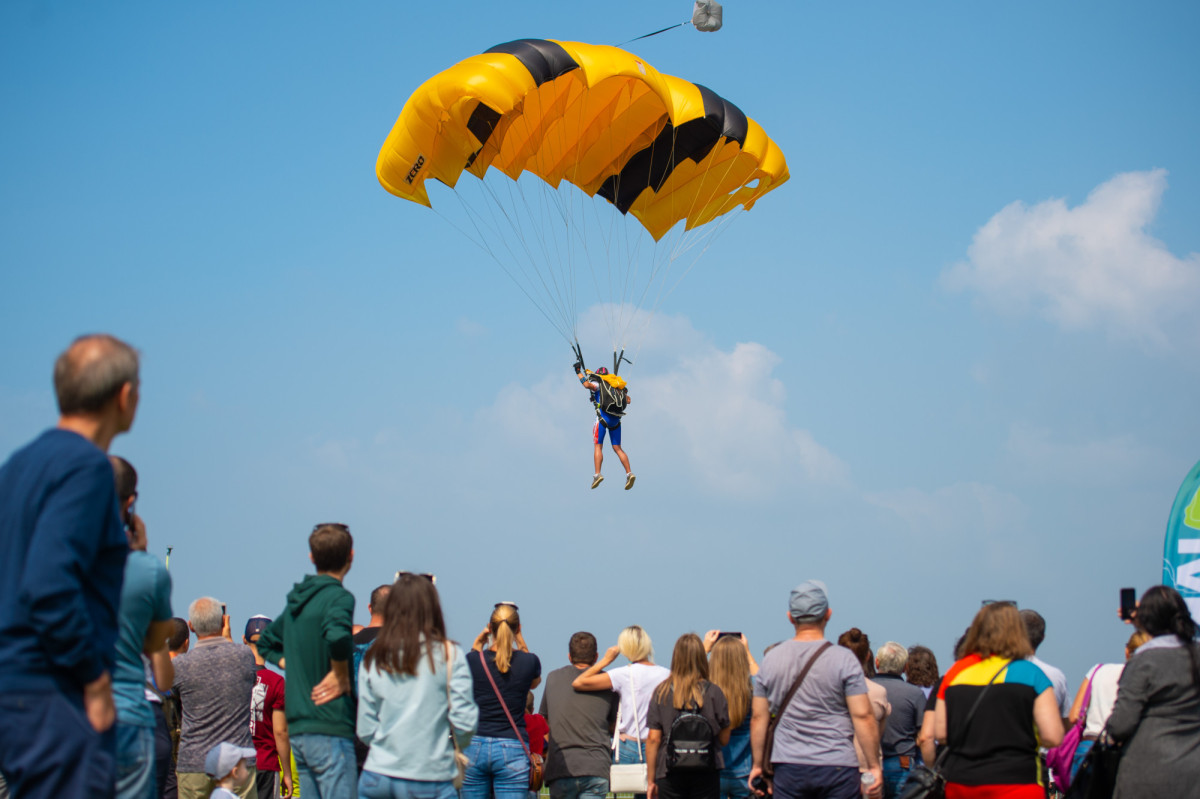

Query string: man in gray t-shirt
[172,597,258,799]
[749,581,882,799]
[539,632,618,799]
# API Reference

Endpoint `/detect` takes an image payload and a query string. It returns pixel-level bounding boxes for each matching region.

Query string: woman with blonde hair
[934,603,1063,799]
[573,625,671,797]
[463,603,542,799]
[703,632,757,799]
[644,634,730,799]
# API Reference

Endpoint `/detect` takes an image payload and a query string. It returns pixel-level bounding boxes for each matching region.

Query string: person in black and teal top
[704,631,758,799]
[934,603,1064,799]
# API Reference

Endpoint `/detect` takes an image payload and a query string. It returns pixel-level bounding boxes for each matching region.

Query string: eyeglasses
[395,571,437,585]
[494,601,519,611]
[313,522,351,533]
[982,599,1018,608]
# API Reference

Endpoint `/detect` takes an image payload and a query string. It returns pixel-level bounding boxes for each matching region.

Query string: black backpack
[591,373,628,423]
[665,690,717,771]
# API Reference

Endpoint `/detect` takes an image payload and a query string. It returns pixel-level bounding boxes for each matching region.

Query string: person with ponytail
[1107,585,1200,799]
[356,574,478,799]
[836,629,891,779]
[704,632,757,799]
[463,603,542,799]
[644,634,730,799]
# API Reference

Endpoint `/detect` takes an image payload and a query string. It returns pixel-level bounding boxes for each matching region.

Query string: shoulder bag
[479,650,545,791]
[444,642,470,790]
[1046,665,1098,792]
[611,666,649,793]
[1063,731,1120,799]
[762,641,832,778]
[898,660,1010,799]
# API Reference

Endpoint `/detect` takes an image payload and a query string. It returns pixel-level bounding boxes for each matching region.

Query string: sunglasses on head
[982,599,1018,608]
[313,522,350,533]
[395,571,437,585]
[494,601,519,611]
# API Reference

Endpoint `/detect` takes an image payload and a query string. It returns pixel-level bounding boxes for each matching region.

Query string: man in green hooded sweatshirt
[257,523,356,798]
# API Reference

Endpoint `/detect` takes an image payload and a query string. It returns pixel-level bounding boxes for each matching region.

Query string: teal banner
[1164,459,1200,623]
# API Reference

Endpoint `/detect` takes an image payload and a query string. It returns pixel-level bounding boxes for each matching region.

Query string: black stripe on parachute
[598,84,748,214]
[483,39,581,86]
[466,40,582,166]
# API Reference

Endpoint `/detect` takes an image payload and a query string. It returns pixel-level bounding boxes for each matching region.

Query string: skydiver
[574,361,635,490]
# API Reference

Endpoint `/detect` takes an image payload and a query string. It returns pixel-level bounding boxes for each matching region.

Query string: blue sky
[2,1,1198,690]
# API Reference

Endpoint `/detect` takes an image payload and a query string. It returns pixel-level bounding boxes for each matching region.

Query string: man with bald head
[0,333,141,798]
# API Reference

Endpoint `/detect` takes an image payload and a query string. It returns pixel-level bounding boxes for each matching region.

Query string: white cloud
[482,306,848,498]
[866,482,1027,544]
[943,169,1200,343]
[1004,423,1160,485]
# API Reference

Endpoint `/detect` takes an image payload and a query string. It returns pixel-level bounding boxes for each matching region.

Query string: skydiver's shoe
[625,473,636,490]
[591,474,604,489]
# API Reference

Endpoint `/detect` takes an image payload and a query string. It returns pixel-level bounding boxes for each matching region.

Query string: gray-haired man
[873,642,927,798]
[172,598,258,799]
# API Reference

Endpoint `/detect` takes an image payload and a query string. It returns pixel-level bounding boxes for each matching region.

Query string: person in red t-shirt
[525,689,549,755]
[245,616,293,798]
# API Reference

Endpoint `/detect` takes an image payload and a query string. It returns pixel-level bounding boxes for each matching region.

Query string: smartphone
[718,631,741,639]
[222,603,228,617]
[1120,588,1137,621]
[125,499,137,530]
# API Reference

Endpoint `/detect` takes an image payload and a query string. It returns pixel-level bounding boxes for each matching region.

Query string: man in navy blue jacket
[0,334,141,799]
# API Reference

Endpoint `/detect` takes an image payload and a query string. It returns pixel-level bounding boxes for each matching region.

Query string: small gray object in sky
[692,0,723,32]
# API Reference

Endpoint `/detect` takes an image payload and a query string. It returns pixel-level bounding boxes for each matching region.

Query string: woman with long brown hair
[644,633,731,799]
[462,603,542,799]
[934,603,1063,799]
[704,632,757,799]
[836,628,890,776]
[356,573,478,799]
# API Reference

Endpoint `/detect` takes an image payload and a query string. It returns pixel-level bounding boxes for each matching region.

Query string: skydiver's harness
[574,345,631,430]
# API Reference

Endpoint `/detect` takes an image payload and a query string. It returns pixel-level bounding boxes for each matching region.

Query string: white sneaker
[591,474,604,489]
[625,473,636,490]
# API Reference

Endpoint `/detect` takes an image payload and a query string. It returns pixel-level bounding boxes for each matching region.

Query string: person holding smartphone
[704,632,758,799]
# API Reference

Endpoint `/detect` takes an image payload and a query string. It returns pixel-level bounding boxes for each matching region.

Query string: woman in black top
[645,633,730,799]
[463,603,542,799]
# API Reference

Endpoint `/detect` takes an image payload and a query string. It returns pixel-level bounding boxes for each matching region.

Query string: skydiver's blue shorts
[593,414,621,447]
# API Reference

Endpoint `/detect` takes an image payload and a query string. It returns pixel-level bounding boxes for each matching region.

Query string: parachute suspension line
[615,21,692,47]
[435,195,574,345]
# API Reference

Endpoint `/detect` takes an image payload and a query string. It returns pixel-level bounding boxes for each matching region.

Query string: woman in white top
[1064,629,1150,781]
[573,625,671,799]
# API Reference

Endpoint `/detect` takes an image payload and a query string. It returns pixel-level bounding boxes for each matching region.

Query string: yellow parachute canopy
[377,39,788,241]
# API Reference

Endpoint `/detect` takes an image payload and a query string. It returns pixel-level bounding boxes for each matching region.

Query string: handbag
[1064,732,1120,799]
[762,642,831,778]
[610,666,649,793]
[443,642,470,790]
[479,650,545,791]
[898,661,1010,799]
[1046,665,1098,792]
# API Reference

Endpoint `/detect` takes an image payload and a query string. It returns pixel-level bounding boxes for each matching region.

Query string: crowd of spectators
[1,335,1199,799]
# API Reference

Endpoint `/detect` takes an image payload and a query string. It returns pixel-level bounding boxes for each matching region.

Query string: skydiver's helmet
[596,367,609,375]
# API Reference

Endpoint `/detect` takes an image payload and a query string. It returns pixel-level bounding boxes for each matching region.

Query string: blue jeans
[720,774,752,799]
[292,733,358,799]
[613,739,648,799]
[462,736,529,799]
[881,755,914,799]
[358,771,458,799]
[548,776,609,799]
[115,723,156,799]
[771,764,860,799]
[1071,740,1094,782]
[0,689,116,799]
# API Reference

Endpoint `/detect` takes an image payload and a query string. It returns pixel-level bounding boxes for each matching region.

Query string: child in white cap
[204,742,256,798]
